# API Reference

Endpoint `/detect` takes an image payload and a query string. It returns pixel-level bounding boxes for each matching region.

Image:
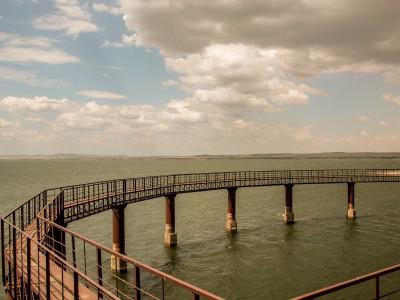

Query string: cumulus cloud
[378,120,389,127]
[0,66,68,87]
[120,0,400,83]
[383,93,400,106]
[0,32,79,64]
[358,116,370,122]
[76,90,126,99]
[0,96,69,112]
[164,44,323,115]
[92,3,121,16]
[102,33,138,48]
[33,0,98,36]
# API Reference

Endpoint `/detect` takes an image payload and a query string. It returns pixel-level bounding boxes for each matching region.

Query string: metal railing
[293,263,400,299]
[2,169,400,299]
[36,216,224,300]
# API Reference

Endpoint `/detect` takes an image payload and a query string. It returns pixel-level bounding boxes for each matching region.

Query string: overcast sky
[0,0,400,155]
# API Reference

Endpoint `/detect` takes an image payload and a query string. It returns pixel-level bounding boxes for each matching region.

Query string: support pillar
[164,193,177,247]
[111,205,127,272]
[347,182,356,219]
[283,184,295,224]
[226,187,237,232]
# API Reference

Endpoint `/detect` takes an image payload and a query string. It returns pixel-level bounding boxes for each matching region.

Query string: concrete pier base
[111,205,127,272]
[283,184,295,224]
[283,207,295,224]
[347,207,356,219]
[111,244,127,272]
[165,193,177,247]
[226,188,237,232]
[164,224,177,246]
[347,182,356,220]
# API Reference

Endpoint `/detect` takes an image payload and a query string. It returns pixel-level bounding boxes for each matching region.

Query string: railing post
[73,270,79,300]
[123,179,127,202]
[97,248,103,298]
[1,219,5,286]
[20,205,24,230]
[36,217,41,242]
[193,293,200,300]
[26,237,32,300]
[71,236,76,268]
[376,276,380,300]
[12,214,17,299]
[135,265,141,300]
[45,251,51,300]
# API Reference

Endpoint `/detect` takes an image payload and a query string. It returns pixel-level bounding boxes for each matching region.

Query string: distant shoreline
[1,152,400,160]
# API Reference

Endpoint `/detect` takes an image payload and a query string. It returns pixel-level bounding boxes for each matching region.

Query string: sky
[0,0,400,155]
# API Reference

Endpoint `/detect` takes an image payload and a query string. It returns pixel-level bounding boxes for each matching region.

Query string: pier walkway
[2,169,400,299]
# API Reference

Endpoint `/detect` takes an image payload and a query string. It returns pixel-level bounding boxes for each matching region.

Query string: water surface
[1,158,400,299]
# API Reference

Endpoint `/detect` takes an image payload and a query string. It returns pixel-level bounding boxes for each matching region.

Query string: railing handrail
[4,168,400,299]
[40,168,400,192]
[1,217,120,300]
[292,263,400,299]
[36,215,224,300]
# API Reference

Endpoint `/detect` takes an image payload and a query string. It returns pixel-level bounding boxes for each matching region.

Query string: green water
[1,158,400,299]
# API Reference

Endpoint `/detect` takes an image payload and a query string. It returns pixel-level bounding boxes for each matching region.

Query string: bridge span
[2,168,400,299]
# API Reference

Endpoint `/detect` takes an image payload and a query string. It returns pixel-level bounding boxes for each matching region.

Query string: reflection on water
[1,158,400,299]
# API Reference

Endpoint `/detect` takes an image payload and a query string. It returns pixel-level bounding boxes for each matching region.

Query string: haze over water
[1,157,400,299]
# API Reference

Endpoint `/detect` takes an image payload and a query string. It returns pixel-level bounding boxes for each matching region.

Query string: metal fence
[2,169,400,299]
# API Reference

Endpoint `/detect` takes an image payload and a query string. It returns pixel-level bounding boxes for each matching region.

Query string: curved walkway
[2,169,400,299]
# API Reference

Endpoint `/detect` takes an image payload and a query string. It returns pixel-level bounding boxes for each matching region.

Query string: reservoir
[1,157,400,299]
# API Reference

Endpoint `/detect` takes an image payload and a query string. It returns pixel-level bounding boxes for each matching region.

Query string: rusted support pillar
[111,205,127,272]
[226,187,237,232]
[283,184,295,224]
[347,182,356,219]
[164,193,177,247]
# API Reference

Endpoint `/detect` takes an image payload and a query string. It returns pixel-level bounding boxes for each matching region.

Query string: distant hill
[1,152,400,160]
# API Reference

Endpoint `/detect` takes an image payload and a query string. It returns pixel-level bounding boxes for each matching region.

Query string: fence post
[135,265,141,300]
[20,205,24,230]
[27,237,32,299]
[12,213,17,298]
[45,251,51,300]
[97,248,103,298]
[123,179,127,202]
[73,270,79,300]
[376,276,380,300]
[1,219,5,286]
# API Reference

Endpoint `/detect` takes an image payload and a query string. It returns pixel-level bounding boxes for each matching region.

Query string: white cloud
[0,66,66,87]
[77,90,126,99]
[358,116,370,122]
[33,0,98,36]
[165,44,323,114]
[378,120,389,127]
[92,3,121,16]
[383,93,400,106]
[0,32,79,64]
[0,96,69,112]
[162,80,179,87]
[102,34,138,48]
[0,118,14,128]
[120,1,400,84]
